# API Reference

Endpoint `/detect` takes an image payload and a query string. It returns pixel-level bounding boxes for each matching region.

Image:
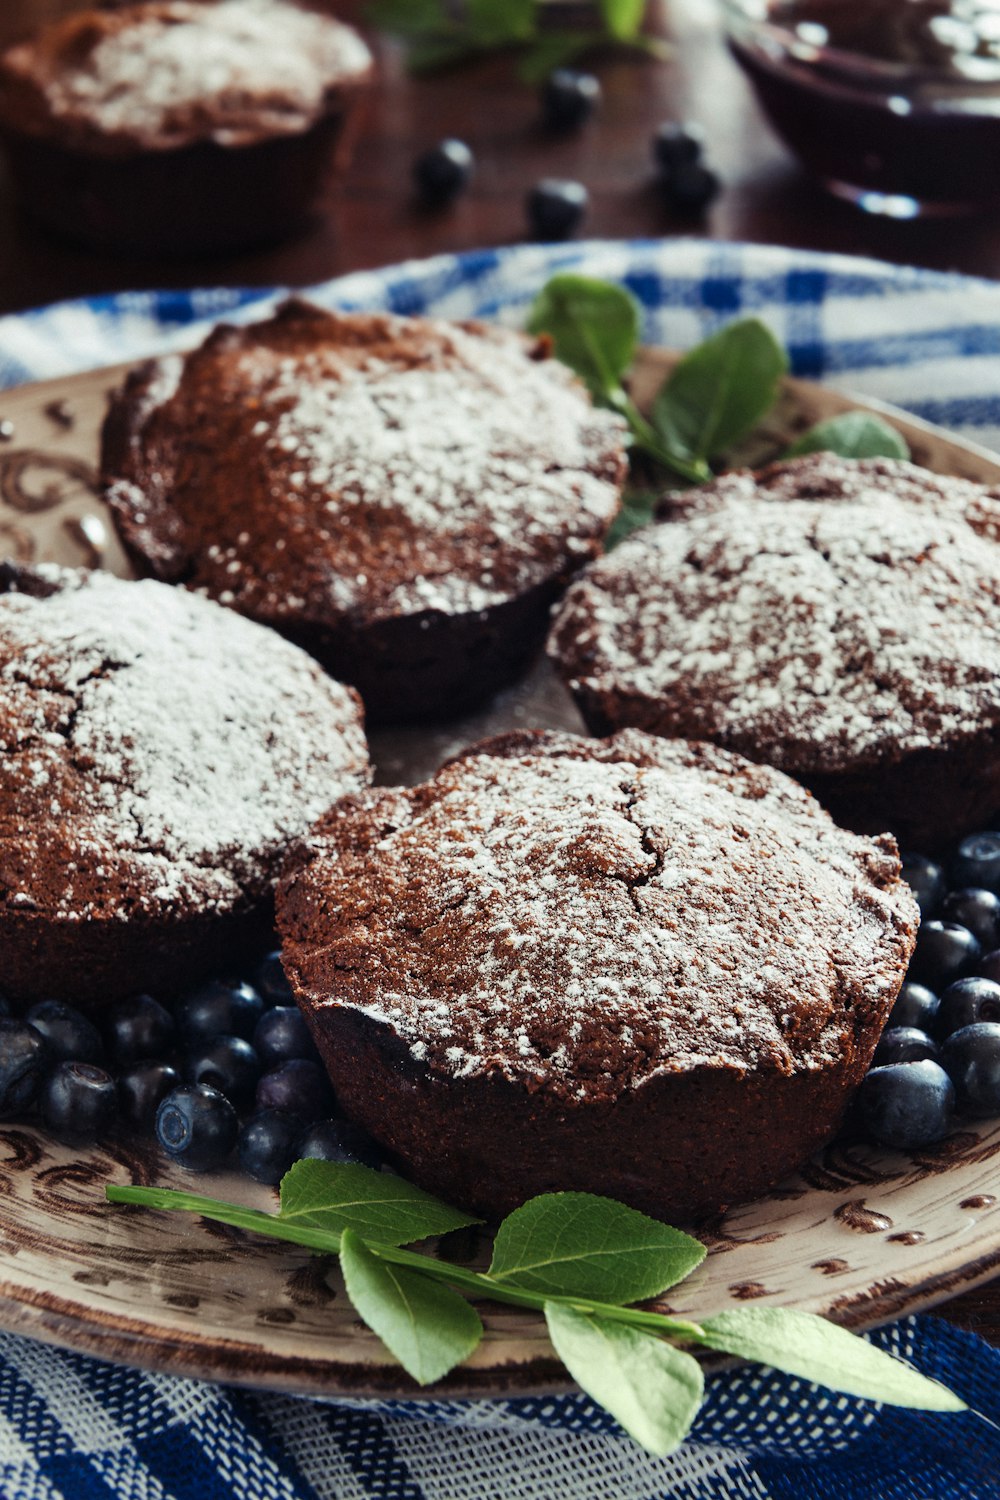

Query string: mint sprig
[107,1162,965,1454]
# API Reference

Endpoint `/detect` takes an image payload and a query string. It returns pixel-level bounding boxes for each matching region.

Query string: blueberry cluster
[0,952,382,1185]
[412,71,719,240]
[858,831,1000,1151]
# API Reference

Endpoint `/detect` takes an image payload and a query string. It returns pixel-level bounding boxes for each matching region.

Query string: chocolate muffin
[0,563,368,1006]
[550,454,1000,852]
[101,299,627,724]
[0,0,373,255]
[278,728,917,1223]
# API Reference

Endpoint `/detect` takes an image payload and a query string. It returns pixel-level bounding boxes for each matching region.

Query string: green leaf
[340,1229,483,1384]
[278,1160,481,1247]
[517,32,593,83]
[600,0,646,41]
[605,487,658,549]
[406,36,479,70]
[489,1191,705,1302]
[366,0,452,37]
[546,1303,703,1455]
[466,0,536,44]
[526,273,641,404]
[651,318,788,464]
[106,1183,347,1254]
[784,409,910,462]
[699,1308,966,1411]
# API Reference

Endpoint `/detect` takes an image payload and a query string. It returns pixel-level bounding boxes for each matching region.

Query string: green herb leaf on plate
[651,317,788,465]
[278,1160,481,1247]
[783,409,910,462]
[545,1303,704,1455]
[526,273,641,407]
[605,487,659,550]
[466,0,536,43]
[489,1191,705,1302]
[699,1307,967,1411]
[340,1228,483,1384]
[599,0,646,40]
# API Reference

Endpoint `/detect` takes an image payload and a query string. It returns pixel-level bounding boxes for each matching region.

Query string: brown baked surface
[0,0,372,155]
[0,562,369,1003]
[278,727,917,1221]
[101,299,626,721]
[549,453,1000,849]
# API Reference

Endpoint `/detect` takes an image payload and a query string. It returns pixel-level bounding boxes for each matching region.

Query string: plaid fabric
[1,238,999,1497]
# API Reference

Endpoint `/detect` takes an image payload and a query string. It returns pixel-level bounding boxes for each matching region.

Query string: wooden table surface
[0,0,998,1342]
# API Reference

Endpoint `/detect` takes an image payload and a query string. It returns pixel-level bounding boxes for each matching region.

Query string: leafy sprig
[367,0,668,80]
[526,273,911,544]
[107,1162,964,1456]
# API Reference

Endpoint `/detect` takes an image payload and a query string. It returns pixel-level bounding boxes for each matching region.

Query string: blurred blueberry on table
[899,852,946,918]
[872,1026,939,1067]
[909,920,981,988]
[938,976,1000,1038]
[542,69,601,131]
[253,1006,319,1067]
[239,1108,305,1185]
[106,993,174,1065]
[652,120,706,172]
[118,1061,180,1132]
[0,1020,49,1116]
[40,1061,116,1142]
[177,978,263,1042]
[413,139,474,203]
[652,120,720,212]
[256,1058,336,1120]
[156,1084,238,1171]
[952,831,1000,893]
[253,949,293,1006]
[941,1022,1000,1116]
[858,1060,954,1149]
[25,1000,102,1064]
[527,178,589,240]
[941,888,1000,951]
[185,1035,260,1112]
[663,161,720,213]
[888,980,940,1033]
[297,1117,385,1170]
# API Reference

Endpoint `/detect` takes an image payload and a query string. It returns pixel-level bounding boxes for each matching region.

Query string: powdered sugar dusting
[18,0,371,146]
[551,457,1000,771]
[0,567,368,922]
[284,732,915,1099]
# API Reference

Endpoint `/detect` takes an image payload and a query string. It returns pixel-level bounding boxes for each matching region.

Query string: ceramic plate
[2,352,1000,1399]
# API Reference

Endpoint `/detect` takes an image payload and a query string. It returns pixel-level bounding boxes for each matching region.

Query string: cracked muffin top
[549,454,1000,774]
[278,729,917,1104]
[0,564,369,923]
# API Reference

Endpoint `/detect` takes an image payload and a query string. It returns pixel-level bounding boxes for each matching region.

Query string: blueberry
[253,949,293,1006]
[25,1001,102,1064]
[0,992,11,1018]
[176,979,263,1042]
[909,921,981,988]
[888,981,940,1033]
[872,1026,938,1067]
[256,1059,336,1120]
[253,1007,319,1068]
[652,120,706,172]
[297,1118,384,1170]
[413,139,474,203]
[938,976,1000,1038]
[542,69,601,130]
[156,1084,238,1171]
[900,853,946,919]
[941,1023,1000,1117]
[238,1109,305,1185]
[185,1035,259,1111]
[952,831,1000,893]
[857,1061,954,1149]
[118,1062,180,1131]
[106,993,174,1065]
[664,162,720,212]
[40,1062,116,1142]
[527,179,588,240]
[940,888,1000,951]
[0,1020,49,1116]
[979,949,1000,985]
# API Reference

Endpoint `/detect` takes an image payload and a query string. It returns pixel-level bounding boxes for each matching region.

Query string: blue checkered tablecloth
[2,239,1000,1499]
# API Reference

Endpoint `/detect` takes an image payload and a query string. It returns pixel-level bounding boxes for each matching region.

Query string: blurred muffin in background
[0,0,373,256]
